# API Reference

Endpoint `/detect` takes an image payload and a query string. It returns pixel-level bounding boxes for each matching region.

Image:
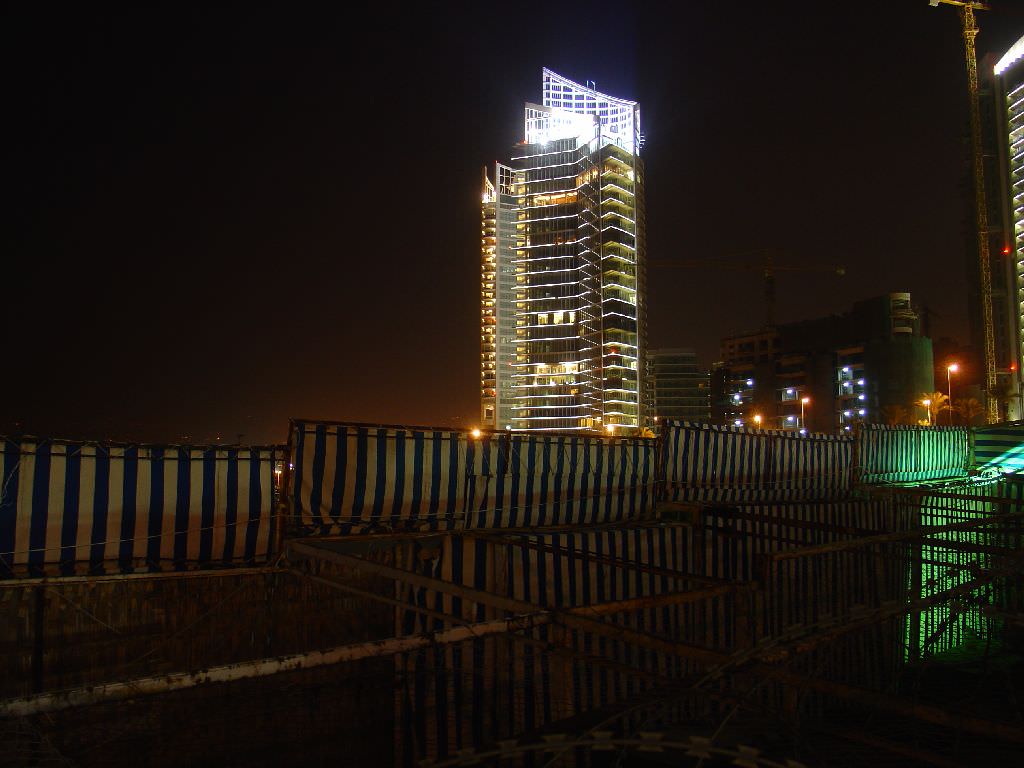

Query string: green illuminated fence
[902,478,1024,660]
[973,422,1024,474]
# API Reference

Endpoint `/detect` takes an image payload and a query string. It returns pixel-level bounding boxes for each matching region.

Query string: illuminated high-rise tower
[480,68,647,433]
[993,37,1024,418]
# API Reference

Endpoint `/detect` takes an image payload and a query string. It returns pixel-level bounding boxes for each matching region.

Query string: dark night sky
[5,2,1024,444]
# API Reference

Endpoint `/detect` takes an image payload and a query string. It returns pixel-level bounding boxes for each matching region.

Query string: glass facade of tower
[480,69,647,433]
[995,38,1024,380]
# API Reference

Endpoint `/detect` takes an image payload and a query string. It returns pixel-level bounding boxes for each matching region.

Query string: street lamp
[947,363,959,425]
[800,396,810,429]
[922,399,932,427]
[753,414,763,427]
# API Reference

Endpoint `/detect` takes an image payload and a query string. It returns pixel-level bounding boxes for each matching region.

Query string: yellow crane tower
[930,0,998,423]
[650,251,845,329]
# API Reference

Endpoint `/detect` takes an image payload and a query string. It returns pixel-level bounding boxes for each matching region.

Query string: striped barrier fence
[660,420,853,503]
[0,437,281,578]
[856,424,969,484]
[972,422,1024,474]
[288,420,656,535]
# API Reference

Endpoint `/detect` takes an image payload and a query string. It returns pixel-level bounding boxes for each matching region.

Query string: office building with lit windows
[480,68,647,433]
[711,294,934,433]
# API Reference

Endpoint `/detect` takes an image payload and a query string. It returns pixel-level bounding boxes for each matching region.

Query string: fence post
[31,586,45,693]
[851,423,863,489]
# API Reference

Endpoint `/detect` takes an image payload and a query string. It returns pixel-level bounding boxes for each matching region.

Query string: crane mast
[934,0,998,423]
[963,3,999,423]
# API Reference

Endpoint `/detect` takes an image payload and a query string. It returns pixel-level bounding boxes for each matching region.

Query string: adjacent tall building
[481,69,647,433]
[991,37,1024,420]
[647,349,711,423]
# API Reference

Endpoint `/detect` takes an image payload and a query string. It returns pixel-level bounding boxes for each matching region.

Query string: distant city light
[858,409,866,416]
[746,379,754,387]
[857,379,865,386]
[787,416,795,422]
[842,367,850,373]
[799,428,807,436]
[734,419,743,427]
[605,424,615,434]
[786,388,794,394]
[733,393,741,401]
[858,394,866,401]
[471,428,482,439]
[844,411,851,417]
[844,425,852,431]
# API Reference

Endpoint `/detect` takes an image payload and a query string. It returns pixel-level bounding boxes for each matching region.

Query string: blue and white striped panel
[661,421,853,503]
[972,423,1024,473]
[858,425,969,484]
[290,422,657,534]
[463,434,655,529]
[0,438,279,577]
[290,422,467,534]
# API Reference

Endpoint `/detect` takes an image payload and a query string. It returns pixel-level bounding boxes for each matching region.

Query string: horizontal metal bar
[763,668,1024,744]
[467,530,731,586]
[0,566,284,589]
[701,506,879,538]
[764,510,1024,562]
[0,613,554,718]
[298,567,682,687]
[882,487,1024,506]
[286,541,727,666]
[918,537,1024,558]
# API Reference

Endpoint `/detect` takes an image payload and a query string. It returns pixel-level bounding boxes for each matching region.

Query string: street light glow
[471,428,482,439]
[946,362,959,426]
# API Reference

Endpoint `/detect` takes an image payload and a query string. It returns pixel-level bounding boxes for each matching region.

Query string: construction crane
[930,0,998,423]
[650,251,845,328]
